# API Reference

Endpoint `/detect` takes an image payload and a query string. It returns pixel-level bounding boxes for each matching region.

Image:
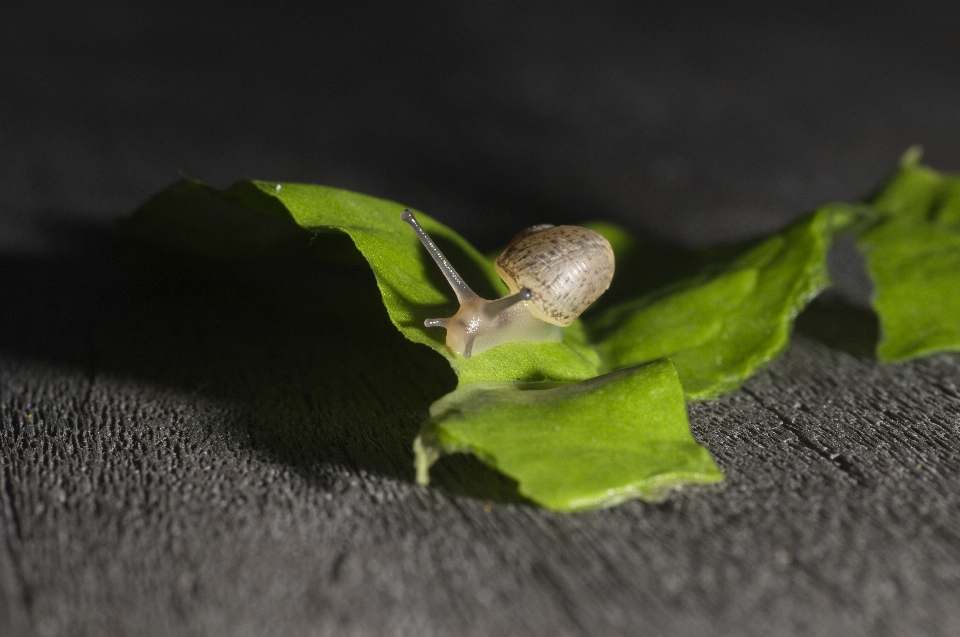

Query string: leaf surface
[870,148,960,225]
[857,154,960,361]
[860,219,960,361]
[415,360,723,511]
[589,210,833,399]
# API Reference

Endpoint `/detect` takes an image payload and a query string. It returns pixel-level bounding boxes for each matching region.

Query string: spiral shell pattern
[494,225,615,326]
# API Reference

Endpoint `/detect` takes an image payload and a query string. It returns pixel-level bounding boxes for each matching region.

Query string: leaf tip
[900,145,924,168]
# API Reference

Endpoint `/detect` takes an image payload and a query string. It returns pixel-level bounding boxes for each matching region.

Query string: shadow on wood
[794,295,880,360]
[0,224,440,482]
[428,454,537,506]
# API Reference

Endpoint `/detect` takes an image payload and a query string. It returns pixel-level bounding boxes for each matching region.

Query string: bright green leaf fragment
[870,147,960,226]
[588,208,834,399]
[415,359,723,511]
[856,153,960,361]
[860,217,960,362]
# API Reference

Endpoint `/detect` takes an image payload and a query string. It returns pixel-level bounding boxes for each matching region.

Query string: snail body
[401,210,615,358]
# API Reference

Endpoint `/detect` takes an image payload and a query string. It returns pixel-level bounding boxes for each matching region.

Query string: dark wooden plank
[0,469,33,637]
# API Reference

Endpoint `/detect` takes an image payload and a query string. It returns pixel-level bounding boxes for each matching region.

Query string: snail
[400,210,615,358]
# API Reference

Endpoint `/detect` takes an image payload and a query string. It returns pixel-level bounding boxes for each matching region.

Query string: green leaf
[588,209,834,399]
[871,147,960,225]
[854,153,960,361]
[859,216,960,362]
[414,359,723,511]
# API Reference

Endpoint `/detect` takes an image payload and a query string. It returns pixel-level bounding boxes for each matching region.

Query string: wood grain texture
[3,1,960,635]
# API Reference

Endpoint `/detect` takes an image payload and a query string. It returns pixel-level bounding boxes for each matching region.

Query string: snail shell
[495,225,615,327]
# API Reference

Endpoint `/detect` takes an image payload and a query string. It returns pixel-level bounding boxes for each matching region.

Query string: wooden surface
[2,2,960,635]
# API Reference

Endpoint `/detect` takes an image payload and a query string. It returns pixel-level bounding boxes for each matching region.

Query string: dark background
[2,1,960,635]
